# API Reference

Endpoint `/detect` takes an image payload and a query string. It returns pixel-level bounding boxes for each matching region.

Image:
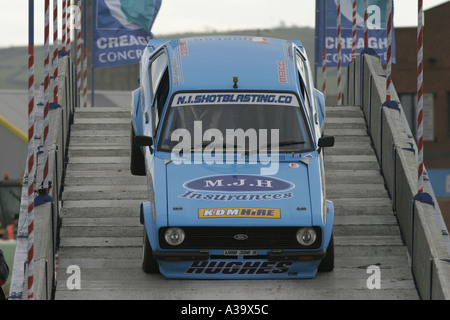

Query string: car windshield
[158,92,313,154]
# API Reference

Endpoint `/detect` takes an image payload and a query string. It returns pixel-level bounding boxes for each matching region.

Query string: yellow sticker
[198,208,281,218]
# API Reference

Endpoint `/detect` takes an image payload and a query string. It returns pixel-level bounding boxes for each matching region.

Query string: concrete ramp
[54,104,419,300]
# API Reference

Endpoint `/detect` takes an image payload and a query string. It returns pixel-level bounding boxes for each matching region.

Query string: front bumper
[153,249,326,262]
[154,250,327,279]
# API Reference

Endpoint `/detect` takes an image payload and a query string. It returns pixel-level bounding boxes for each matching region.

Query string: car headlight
[296,228,317,246]
[164,227,185,246]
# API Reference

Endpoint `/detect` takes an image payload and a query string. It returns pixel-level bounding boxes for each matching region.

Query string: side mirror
[318,136,335,149]
[135,135,154,149]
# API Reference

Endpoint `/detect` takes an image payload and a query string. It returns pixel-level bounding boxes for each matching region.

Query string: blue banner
[315,0,396,68]
[92,0,162,68]
[428,170,450,198]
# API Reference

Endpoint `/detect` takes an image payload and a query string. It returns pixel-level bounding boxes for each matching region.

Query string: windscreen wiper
[244,140,306,156]
[190,142,237,152]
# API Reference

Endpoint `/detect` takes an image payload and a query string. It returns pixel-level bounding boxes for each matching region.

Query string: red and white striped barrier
[53,0,59,104]
[67,0,71,54]
[42,0,50,193]
[76,0,82,99]
[26,4,36,301]
[417,0,424,193]
[83,47,88,108]
[23,0,38,300]
[62,0,66,52]
[10,0,37,301]
[352,0,357,60]
[364,0,369,48]
[337,0,342,105]
[386,0,393,101]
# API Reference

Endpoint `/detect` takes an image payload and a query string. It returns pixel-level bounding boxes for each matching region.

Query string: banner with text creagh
[315,0,396,68]
[92,0,162,68]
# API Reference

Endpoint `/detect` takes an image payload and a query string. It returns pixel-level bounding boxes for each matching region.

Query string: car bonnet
[164,160,316,227]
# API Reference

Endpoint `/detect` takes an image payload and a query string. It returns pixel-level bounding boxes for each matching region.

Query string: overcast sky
[0,0,448,48]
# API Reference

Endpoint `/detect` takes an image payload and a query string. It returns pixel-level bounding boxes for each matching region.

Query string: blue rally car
[130,36,335,279]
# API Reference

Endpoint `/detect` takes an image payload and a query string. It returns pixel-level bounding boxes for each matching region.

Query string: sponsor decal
[184,175,293,193]
[192,36,271,45]
[179,39,189,57]
[180,175,295,202]
[171,58,182,85]
[289,163,300,169]
[172,93,297,107]
[250,37,271,45]
[198,208,281,219]
[186,261,293,275]
[179,191,293,201]
[277,61,289,84]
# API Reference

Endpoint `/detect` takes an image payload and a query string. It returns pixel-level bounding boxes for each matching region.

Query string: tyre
[142,226,159,273]
[318,234,334,272]
[130,126,146,176]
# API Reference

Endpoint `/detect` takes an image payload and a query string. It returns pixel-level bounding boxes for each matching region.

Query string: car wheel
[142,226,159,273]
[318,233,334,272]
[130,126,146,176]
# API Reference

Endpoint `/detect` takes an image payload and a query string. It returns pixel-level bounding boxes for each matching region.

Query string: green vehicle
[0,178,21,298]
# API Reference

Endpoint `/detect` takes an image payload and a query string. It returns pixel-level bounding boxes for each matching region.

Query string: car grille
[159,227,322,250]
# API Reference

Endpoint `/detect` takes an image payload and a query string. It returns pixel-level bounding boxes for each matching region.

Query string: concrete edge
[346,54,450,300]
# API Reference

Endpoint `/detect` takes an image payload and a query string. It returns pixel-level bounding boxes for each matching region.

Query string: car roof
[148,36,307,92]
